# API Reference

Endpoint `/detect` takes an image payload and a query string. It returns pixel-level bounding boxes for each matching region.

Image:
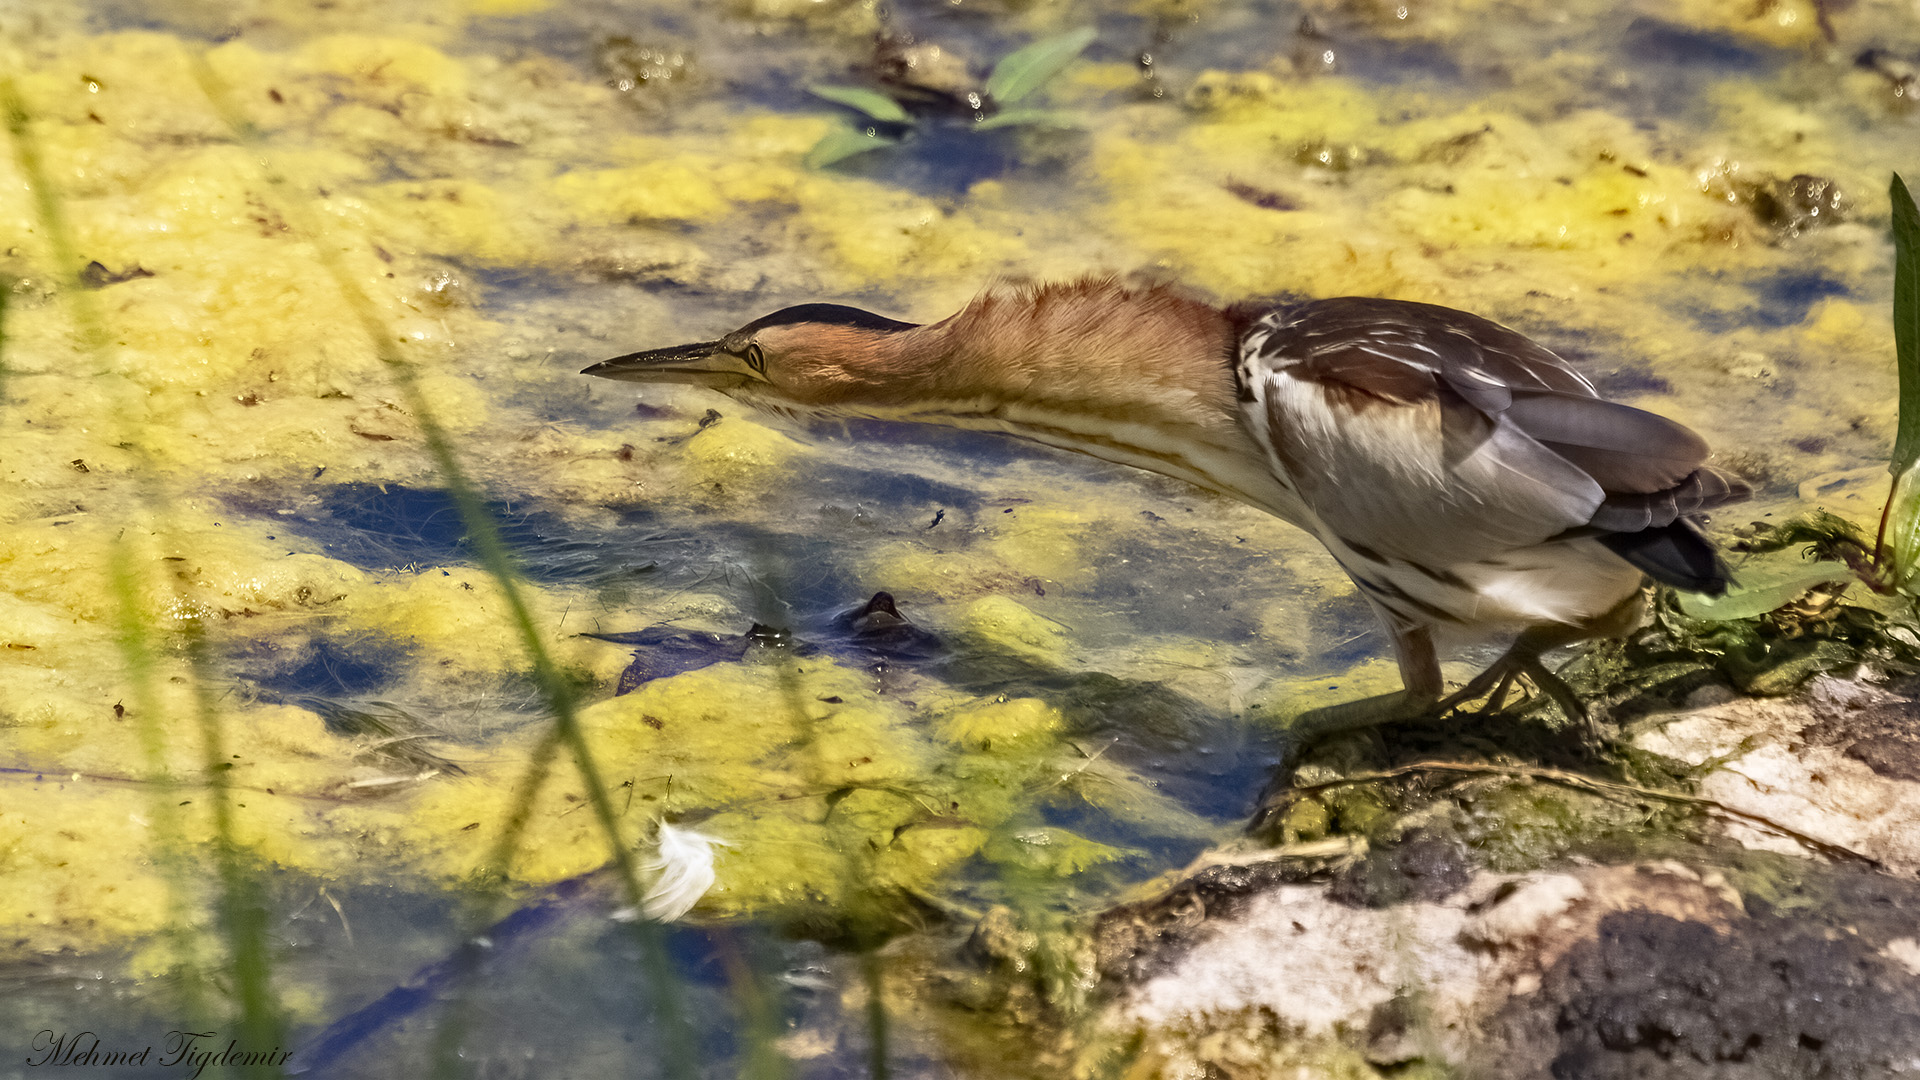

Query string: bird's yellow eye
[744,342,767,375]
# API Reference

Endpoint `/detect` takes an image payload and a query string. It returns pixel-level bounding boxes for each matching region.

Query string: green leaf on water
[805,123,899,169]
[984,27,1097,106]
[1676,561,1854,622]
[973,108,1079,131]
[807,84,912,123]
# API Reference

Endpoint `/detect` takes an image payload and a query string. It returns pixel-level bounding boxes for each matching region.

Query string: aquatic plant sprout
[806,26,1096,168]
[983,27,1099,108]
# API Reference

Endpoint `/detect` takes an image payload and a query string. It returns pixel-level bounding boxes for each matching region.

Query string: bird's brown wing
[1246,298,1743,567]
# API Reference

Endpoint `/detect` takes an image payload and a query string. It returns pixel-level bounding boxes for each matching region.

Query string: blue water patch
[829,118,1039,197]
[230,483,668,583]
[1749,270,1850,328]
[252,638,402,697]
[802,460,988,512]
[1687,270,1851,332]
[1622,18,1771,69]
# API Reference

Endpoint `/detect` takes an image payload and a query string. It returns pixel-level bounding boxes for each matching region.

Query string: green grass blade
[806,123,899,169]
[973,108,1078,131]
[808,84,912,123]
[863,948,891,1080]
[1675,561,1853,620]
[1883,174,1920,593]
[5,74,231,1037]
[187,55,702,1078]
[1891,173,1920,476]
[985,27,1096,106]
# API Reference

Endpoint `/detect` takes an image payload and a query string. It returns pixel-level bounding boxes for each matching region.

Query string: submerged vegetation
[807,26,1098,167]
[0,0,1918,1076]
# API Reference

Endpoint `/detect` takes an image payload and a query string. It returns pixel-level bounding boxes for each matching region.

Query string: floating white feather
[637,822,728,922]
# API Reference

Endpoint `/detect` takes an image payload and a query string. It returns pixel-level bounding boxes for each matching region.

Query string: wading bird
[584,279,1747,742]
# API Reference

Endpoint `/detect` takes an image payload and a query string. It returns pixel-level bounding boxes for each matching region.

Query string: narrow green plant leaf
[985,27,1097,106]
[807,84,912,123]
[1891,174,1920,474]
[1883,174,1920,593]
[973,108,1079,131]
[806,123,898,169]
[1676,561,1853,622]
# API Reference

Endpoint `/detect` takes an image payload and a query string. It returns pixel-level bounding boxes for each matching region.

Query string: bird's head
[580,302,924,414]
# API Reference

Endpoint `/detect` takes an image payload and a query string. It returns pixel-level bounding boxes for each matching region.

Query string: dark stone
[1329,834,1473,908]
[1093,860,1321,985]
[1532,909,1920,1078]
[1365,994,1423,1066]
[1845,735,1920,783]
[1800,698,1920,782]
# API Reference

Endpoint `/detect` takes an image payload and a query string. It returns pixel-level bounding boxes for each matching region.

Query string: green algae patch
[981,505,1109,589]
[1668,0,1827,47]
[939,696,1064,752]
[0,695,415,955]
[679,417,810,491]
[792,173,1031,289]
[1252,659,1404,732]
[855,539,1044,604]
[398,657,955,900]
[984,826,1140,876]
[954,596,1074,661]
[1054,758,1221,843]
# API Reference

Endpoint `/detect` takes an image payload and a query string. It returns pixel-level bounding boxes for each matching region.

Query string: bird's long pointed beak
[581,340,750,387]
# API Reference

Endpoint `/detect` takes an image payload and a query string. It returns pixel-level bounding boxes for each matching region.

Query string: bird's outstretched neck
[890,279,1238,419]
[820,279,1302,511]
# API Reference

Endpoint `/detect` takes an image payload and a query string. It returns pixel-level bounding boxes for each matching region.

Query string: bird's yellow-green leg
[1437,590,1648,737]
[1282,625,1444,746]
[1255,626,1441,821]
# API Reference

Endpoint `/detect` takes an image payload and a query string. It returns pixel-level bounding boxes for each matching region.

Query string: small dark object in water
[746,623,793,648]
[1222,179,1299,212]
[584,626,749,694]
[1750,174,1848,235]
[78,260,154,288]
[834,591,944,660]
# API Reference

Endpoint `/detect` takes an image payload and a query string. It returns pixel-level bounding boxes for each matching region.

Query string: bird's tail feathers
[1597,520,1734,596]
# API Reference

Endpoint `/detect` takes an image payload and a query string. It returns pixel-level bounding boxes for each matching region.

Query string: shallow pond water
[1,0,1916,1076]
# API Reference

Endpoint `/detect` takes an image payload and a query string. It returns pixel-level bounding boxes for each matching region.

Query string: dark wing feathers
[1257,298,1749,591]
[1273,297,1596,397]
[1585,466,1751,533]
[1501,390,1710,493]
